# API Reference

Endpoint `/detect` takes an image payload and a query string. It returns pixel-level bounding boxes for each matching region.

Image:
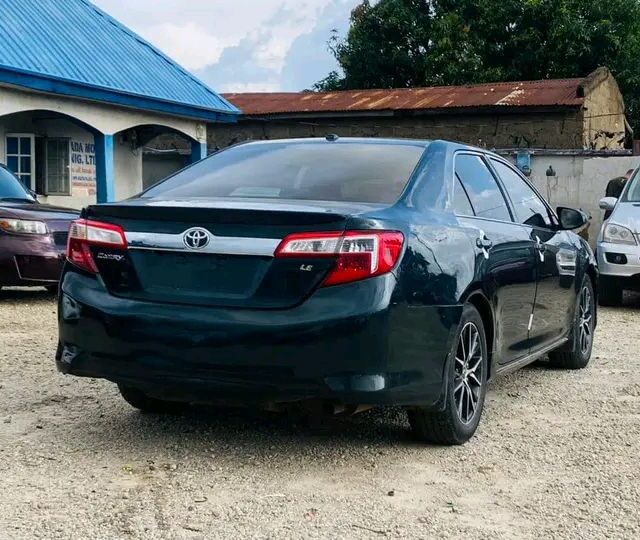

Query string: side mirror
[599,197,617,212]
[557,207,588,231]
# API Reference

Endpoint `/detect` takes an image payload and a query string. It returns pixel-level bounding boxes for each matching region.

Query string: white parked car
[598,172,640,305]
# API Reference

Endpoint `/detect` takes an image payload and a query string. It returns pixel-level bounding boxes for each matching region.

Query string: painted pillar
[190,140,208,164]
[95,133,115,203]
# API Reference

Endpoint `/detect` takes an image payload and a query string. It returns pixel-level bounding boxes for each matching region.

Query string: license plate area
[128,249,270,299]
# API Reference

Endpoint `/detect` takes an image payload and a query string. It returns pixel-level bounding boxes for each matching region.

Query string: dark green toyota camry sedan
[56,137,597,445]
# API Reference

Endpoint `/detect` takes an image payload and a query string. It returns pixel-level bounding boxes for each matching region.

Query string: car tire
[118,384,188,414]
[549,276,595,370]
[598,276,623,307]
[407,303,488,445]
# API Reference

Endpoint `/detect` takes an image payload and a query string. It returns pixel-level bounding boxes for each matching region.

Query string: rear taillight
[275,230,404,286]
[67,219,127,273]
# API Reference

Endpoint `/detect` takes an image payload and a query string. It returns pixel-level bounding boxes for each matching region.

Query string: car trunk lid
[84,198,382,309]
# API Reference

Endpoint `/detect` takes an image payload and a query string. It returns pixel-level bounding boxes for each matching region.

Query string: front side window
[0,166,36,202]
[455,154,511,222]
[491,160,551,228]
[142,142,426,204]
[624,170,640,202]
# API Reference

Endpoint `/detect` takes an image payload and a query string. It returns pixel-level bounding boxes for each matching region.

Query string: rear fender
[459,286,497,379]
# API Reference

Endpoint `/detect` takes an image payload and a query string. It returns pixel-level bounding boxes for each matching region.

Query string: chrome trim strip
[495,336,569,376]
[125,231,281,257]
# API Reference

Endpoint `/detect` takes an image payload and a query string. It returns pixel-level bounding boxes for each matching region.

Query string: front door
[529,228,577,347]
[454,153,538,364]
[488,159,577,350]
[6,134,35,190]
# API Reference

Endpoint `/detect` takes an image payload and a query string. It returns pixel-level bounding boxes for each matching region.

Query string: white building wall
[0,113,148,208]
[114,139,143,200]
[0,115,96,208]
[0,85,208,208]
[503,153,640,246]
[0,85,206,142]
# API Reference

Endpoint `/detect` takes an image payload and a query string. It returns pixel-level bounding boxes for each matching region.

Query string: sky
[93,0,360,93]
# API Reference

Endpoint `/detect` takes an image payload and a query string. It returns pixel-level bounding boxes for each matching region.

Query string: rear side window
[453,176,475,215]
[143,142,425,204]
[455,154,511,222]
[491,159,552,228]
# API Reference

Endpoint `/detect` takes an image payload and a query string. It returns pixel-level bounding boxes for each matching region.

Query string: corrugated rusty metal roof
[224,77,587,117]
[0,0,239,121]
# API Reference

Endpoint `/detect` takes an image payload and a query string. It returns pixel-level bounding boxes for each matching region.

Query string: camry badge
[183,228,211,250]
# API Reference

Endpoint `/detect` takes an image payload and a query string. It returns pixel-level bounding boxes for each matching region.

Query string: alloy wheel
[454,322,483,425]
[578,285,594,356]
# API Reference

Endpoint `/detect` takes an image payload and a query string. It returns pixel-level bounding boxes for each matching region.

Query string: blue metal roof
[0,0,239,122]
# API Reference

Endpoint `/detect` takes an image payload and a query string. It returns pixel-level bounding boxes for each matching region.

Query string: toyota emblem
[183,227,211,250]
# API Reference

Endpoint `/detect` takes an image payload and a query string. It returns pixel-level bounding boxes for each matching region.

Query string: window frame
[5,133,36,190]
[453,173,476,216]
[44,137,71,196]
[487,156,558,229]
[452,150,515,223]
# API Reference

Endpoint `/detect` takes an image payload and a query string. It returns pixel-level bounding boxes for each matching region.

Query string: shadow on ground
[44,364,544,461]
[0,286,56,302]
[55,399,417,456]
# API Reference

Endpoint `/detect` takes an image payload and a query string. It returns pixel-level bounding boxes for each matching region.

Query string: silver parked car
[598,170,640,305]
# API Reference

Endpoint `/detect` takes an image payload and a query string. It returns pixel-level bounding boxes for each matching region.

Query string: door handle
[476,236,493,250]
[534,235,546,261]
[476,231,493,260]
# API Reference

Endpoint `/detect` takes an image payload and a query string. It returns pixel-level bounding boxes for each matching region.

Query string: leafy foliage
[316,0,640,131]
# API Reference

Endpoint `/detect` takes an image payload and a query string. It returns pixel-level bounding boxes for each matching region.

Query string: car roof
[237,137,431,148]
[235,137,499,155]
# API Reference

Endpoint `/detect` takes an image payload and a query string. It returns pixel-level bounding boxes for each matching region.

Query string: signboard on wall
[69,139,96,196]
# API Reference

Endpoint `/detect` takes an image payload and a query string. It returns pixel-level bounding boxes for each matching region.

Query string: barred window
[46,139,70,195]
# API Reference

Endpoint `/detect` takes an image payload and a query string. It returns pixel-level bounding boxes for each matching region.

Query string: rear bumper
[57,270,462,408]
[0,235,65,285]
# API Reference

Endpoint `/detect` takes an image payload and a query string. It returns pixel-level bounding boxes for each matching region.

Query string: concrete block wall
[208,112,585,151]
[503,154,640,245]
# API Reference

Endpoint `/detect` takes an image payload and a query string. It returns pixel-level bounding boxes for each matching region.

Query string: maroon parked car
[0,165,78,292]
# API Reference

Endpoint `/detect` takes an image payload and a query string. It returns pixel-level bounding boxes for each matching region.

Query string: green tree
[316,0,640,132]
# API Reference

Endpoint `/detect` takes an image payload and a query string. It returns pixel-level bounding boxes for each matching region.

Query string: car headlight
[603,223,637,245]
[0,219,48,235]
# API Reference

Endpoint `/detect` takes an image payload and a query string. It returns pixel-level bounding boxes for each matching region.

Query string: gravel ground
[1,288,639,540]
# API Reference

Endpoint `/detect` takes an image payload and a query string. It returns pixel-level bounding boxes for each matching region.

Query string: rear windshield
[142,141,425,204]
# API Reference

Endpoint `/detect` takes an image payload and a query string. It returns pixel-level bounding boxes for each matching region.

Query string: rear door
[454,153,538,365]
[489,158,577,349]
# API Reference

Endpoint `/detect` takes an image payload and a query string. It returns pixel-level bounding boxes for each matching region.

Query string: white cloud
[93,0,359,92]
[140,22,224,70]
[223,81,282,93]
